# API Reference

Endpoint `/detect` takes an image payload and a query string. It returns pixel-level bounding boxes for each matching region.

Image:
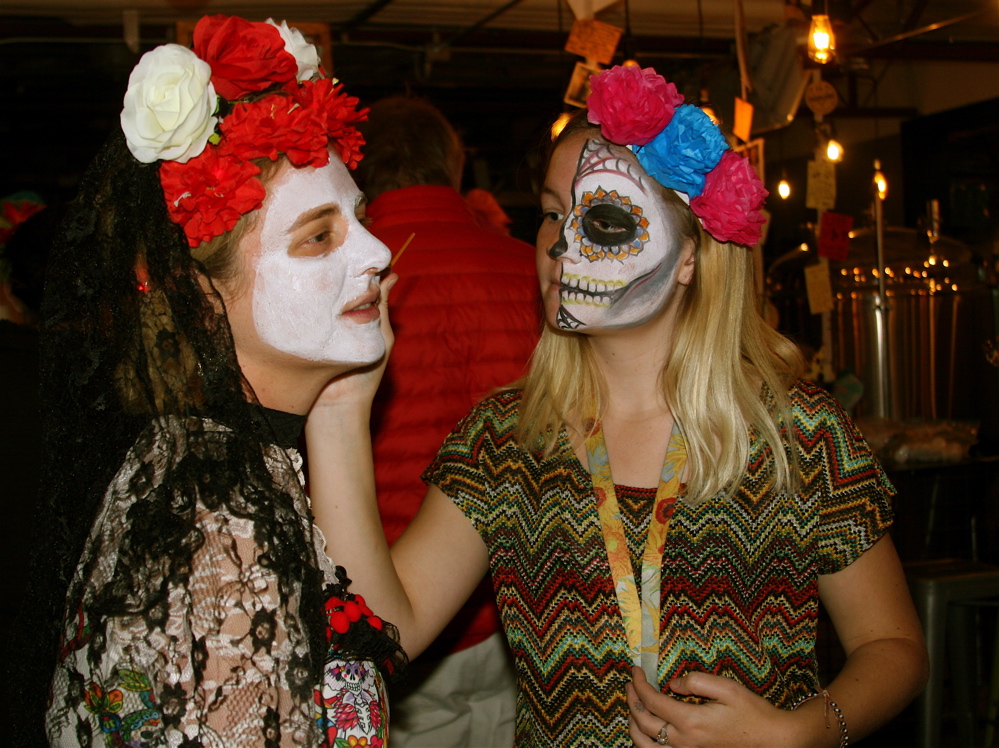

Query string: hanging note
[564,18,623,65]
[806,159,836,211]
[804,260,834,315]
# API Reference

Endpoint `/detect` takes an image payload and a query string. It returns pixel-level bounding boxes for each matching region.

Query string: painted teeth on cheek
[558,271,619,309]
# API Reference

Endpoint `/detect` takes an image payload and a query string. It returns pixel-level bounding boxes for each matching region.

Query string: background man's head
[355,96,464,202]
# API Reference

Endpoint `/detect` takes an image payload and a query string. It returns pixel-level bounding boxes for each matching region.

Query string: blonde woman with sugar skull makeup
[16,15,406,748]
[310,65,927,748]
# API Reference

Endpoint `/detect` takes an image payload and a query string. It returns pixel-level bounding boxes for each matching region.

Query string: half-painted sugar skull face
[548,137,687,331]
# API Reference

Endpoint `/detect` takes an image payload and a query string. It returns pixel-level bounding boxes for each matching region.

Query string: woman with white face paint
[24,16,405,748]
[311,66,927,748]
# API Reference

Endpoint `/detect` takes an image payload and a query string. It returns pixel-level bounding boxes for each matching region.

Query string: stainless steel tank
[767,226,999,446]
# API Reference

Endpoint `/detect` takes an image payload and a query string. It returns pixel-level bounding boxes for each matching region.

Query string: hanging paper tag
[733,97,754,143]
[806,160,836,211]
[805,259,834,315]
[564,18,623,65]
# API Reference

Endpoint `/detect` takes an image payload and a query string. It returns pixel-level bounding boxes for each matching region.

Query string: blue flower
[634,105,728,198]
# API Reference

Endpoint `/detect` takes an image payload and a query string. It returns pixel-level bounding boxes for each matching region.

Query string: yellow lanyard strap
[586,421,686,685]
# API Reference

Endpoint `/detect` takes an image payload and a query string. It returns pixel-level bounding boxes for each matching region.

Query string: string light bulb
[826,138,844,162]
[778,171,791,199]
[873,159,888,201]
[808,14,835,64]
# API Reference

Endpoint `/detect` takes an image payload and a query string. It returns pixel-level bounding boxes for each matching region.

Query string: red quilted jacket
[368,185,541,655]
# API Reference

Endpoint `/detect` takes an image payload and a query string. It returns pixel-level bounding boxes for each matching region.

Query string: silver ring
[655,723,670,745]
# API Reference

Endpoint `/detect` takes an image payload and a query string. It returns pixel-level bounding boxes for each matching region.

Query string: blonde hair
[518,127,804,504]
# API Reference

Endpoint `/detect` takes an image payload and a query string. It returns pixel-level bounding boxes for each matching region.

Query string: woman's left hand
[627,668,811,748]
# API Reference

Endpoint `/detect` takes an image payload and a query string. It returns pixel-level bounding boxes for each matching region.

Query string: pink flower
[587,65,685,146]
[690,150,768,246]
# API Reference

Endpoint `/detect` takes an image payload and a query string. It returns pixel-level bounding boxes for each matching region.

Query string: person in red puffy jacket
[353,96,541,748]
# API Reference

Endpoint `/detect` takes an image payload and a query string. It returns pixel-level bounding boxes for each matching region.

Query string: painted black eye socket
[581,203,638,246]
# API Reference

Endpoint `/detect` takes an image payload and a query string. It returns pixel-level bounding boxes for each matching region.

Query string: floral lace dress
[45,416,391,748]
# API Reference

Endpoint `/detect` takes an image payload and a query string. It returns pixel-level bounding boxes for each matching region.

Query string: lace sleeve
[176,505,317,747]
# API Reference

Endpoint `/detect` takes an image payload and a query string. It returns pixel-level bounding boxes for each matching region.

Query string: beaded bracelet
[792,689,849,747]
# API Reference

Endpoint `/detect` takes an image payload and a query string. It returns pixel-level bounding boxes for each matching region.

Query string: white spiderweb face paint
[551,138,684,332]
[251,158,390,366]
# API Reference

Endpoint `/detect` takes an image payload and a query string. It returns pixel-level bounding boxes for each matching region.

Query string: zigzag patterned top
[423,381,894,747]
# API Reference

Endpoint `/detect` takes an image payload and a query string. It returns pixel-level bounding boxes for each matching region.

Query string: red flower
[324,592,386,640]
[329,610,351,636]
[332,128,366,170]
[690,150,768,247]
[193,15,296,100]
[219,93,329,168]
[587,65,685,146]
[654,497,675,525]
[160,145,265,247]
[354,595,384,630]
[295,79,369,169]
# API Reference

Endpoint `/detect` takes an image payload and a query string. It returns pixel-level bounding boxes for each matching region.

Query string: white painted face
[541,137,686,331]
[249,158,391,366]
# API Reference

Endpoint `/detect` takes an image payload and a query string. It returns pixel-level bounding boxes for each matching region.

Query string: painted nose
[352,224,392,276]
[549,216,570,258]
[548,233,568,258]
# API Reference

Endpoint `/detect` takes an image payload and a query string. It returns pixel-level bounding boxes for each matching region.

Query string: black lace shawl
[9,131,404,746]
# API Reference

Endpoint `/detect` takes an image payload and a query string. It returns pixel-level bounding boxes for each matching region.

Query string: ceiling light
[778,170,791,199]
[873,159,888,200]
[808,14,835,64]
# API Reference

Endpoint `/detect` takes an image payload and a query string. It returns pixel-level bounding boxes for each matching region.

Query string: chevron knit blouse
[423,381,894,748]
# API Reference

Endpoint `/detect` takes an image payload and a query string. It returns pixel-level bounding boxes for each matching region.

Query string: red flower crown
[120,15,368,247]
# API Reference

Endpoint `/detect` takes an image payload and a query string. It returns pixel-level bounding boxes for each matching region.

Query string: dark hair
[354,96,464,201]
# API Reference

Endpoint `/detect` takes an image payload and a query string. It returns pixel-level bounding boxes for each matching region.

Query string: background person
[310,65,928,748]
[0,196,56,663]
[352,95,540,747]
[13,16,404,747]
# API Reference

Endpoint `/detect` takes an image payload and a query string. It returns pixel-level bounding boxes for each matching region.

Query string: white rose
[120,44,217,164]
[267,19,322,81]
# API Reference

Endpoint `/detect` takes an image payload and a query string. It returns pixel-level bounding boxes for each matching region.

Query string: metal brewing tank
[767,226,999,447]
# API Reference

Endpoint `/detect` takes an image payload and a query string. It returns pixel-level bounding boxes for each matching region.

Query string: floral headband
[120,15,367,247]
[585,65,767,247]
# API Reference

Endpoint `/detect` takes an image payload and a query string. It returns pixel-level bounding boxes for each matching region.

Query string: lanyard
[586,420,686,685]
